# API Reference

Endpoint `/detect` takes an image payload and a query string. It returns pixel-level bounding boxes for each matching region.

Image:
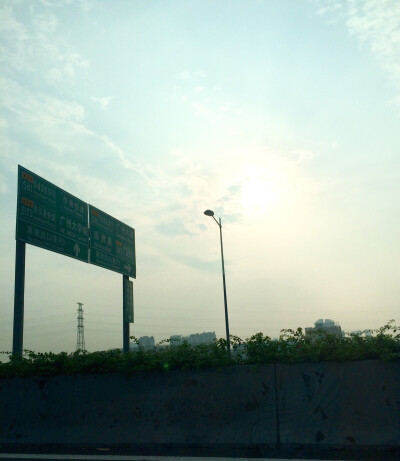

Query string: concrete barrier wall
[0,365,278,446]
[0,360,399,449]
[276,360,400,447]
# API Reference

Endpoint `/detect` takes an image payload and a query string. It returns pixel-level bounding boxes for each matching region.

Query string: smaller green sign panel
[123,279,134,323]
[16,165,89,262]
[89,205,136,278]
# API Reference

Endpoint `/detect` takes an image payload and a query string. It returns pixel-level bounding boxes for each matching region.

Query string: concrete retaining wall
[1,360,399,450]
[276,360,400,447]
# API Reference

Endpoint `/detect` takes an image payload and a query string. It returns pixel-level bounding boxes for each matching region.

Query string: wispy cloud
[156,218,194,237]
[226,126,244,137]
[178,71,191,80]
[0,173,8,194]
[315,0,400,103]
[289,148,318,164]
[0,1,90,85]
[177,70,207,80]
[347,0,400,93]
[91,96,113,109]
[1,77,85,124]
[218,103,241,114]
[0,4,30,71]
[0,77,150,188]
[191,101,210,116]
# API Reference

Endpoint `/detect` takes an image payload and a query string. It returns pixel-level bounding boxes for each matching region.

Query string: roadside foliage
[1,320,398,378]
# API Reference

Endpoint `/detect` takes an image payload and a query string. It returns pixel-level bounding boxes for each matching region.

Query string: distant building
[188,332,216,346]
[169,332,216,346]
[349,329,372,337]
[305,319,343,339]
[130,332,217,350]
[130,336,155,351]
[170,335,183,345]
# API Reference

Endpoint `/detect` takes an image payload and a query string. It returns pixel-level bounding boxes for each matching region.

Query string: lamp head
[204,209,215,217]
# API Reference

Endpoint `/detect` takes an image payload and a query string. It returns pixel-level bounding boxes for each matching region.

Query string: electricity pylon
[76,302,85,351]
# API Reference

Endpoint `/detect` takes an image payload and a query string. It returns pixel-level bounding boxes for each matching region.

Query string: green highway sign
[16,165,89,262]
[123,278,134,323]
[89,205,136,278]
[13,166,137,355]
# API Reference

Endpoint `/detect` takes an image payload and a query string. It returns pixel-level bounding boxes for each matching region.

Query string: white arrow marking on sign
[74,243,80,257]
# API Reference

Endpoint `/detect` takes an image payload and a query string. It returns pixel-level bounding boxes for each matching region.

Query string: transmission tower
[76,302,85,351]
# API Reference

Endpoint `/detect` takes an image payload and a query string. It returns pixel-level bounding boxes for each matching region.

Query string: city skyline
[1,0,399,355]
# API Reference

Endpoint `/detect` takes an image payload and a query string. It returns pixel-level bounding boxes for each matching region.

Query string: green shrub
[1,320,398,378]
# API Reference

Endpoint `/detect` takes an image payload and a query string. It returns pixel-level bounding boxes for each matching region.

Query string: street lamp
[204,209,231,357]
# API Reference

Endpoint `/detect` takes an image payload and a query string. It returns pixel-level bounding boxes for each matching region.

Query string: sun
[241,164,279,215]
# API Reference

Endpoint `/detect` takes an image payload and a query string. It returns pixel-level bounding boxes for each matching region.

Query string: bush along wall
[1,320,399,378]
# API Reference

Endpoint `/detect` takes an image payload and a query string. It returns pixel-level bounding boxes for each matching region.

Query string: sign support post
[123,274,130,354]
[12,240,26,355]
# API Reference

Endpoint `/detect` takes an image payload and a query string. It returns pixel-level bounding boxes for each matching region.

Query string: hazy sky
[1,0,399,354]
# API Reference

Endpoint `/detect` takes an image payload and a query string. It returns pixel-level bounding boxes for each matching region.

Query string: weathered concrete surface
[276,360,400,447]
[0,361,399,451]
[0,365,277,446]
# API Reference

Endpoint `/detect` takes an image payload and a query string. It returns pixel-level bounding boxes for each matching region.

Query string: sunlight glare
[241,164,279,216]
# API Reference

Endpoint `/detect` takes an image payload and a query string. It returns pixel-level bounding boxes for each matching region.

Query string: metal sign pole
[12,240,26,355]
[123,274,130,353]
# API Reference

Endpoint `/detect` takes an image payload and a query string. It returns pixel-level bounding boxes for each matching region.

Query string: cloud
[314,1,344,18]
[164,252,220,273]
[0,173,8,194]
[38,0,96,8]
[0,3,153,196]
[0,1,89,85]
[48,52,89,83]
[194,70,207,79]
[347,0,400,89]
[1,77,85,123]
[91,96,113,109]
[1,76,153,177]
[315,0,400,103]
[156,219,194,237]
[227,126,244,137]
[178,71,190,80]
[191,101,210,116]
[178,70,207,80]
[97,134,157,185]
[218,103,241,114]
[289,148,318,164]
[0,4,30,71]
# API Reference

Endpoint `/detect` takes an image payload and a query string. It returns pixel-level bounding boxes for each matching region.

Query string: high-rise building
[169,335,183,346]
[305,319,343,339]
[130,336,155,351]
[188,332,216,346]
[169,332,216,346]
[130,332,217,351]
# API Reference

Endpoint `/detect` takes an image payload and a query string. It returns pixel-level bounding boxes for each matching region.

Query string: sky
[1,0,399,355]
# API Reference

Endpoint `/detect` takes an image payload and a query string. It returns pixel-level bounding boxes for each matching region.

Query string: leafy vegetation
[1,320,398,378]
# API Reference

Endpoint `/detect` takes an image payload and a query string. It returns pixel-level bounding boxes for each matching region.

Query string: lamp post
[204,209,230,357]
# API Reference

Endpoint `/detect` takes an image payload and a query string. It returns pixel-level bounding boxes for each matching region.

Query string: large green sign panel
[89,205,136,278]
[16,165,89,262]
